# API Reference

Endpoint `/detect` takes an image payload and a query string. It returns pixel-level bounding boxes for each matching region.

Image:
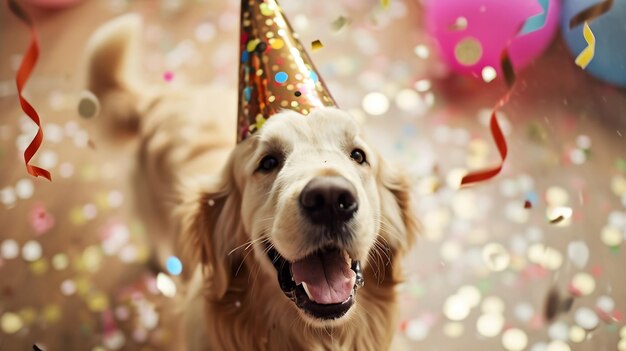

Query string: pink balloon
[424,0,560,78]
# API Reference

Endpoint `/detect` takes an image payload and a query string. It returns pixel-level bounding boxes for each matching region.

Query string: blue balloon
[560,0,626,88]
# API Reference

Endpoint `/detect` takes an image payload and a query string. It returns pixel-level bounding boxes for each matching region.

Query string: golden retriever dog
[86,14,418,351]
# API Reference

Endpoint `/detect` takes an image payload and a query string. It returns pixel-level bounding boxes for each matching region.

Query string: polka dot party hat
[237,0,337,142]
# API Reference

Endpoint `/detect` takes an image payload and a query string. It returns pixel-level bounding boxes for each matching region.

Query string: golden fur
[86,14,418,351]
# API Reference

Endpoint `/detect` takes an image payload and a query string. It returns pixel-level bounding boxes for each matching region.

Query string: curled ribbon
[460,1,553,187]
[460,94,509,187]
[568,0,613,70]
[7,0,52,181]
[575,22,596,69]
[460,39,519,186]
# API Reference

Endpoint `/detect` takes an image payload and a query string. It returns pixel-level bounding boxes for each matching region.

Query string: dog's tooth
[302,282,315,302]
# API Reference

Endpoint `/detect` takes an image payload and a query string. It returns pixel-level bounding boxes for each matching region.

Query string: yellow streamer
[575,22,596,69]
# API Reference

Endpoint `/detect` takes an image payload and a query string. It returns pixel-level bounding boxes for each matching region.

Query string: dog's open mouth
[267,246,364,320]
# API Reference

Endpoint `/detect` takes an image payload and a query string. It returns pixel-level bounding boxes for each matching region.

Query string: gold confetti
[87,291,109,312]
[43,304,62,323]
[19,308,37,325]
[454,37,482,66]
[381,0,390,8]
[575,22,595,69]
[1,312,23,334]
[311,40,323,52]
[29,258,49,275]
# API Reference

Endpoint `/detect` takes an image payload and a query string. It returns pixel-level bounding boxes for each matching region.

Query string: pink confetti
[163,71,174,82]
[30,203,54,235]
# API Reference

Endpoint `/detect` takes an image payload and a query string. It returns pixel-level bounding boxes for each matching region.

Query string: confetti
[477,312,504,337]
[156,273,176,298]
[76,91,100,119]
[544,288,574,322]
[362,92,389,116]
[16,178,34,199]
[482,243,510,272]
[1,312,23,334]
[569,0,614,29]
[274,71,288,84]
[575,307,600,330]
[547,206,572,225]
[454,37,482,66]
[574,22,595,69]
[570,273,596,296]
[30,203,55,235]
[405,318,429,341]
[331,16,350,33]
[311,39,323,52]
[163,70,174,82]
[567,241,589,269]
[1,239,19,259]
[8,0,51,181]
[443,294,471,321]
[165,256,183,276]
[501,328,528,351]
[481,66,497,83]
[448,17,468,31]
[569,325,586,343]
[21,240,42,262]
[414,79,431,92]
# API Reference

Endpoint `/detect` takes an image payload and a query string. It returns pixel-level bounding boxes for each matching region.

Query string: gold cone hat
[237,0,337,142]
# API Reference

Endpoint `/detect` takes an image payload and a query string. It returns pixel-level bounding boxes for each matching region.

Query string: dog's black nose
[300,176,358,225]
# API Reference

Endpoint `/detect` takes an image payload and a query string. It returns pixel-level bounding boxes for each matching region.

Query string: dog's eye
[350,149,366,165]
[258,155,279,172]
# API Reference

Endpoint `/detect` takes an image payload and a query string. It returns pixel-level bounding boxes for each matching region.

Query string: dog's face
[182,107,416,327]
[240,109,379,323]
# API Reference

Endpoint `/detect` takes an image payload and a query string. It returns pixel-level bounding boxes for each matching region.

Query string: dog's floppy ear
[377,158,418,256]
[177,157,243,300]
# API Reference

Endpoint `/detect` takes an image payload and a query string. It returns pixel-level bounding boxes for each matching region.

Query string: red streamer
[459,15,529,187]
[8,0,51,181]
[460,97,509,187]
[460,54,512,187]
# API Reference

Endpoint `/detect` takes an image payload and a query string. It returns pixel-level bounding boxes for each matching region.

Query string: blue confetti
[244,86,253,102]
[309,70,319,82]
[275,71,288,84]
[166,256,183,276]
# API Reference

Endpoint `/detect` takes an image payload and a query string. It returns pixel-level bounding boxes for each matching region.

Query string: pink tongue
[291,250,356,305]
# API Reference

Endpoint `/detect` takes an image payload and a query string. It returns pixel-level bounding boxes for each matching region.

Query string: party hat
[237,0,337,142]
